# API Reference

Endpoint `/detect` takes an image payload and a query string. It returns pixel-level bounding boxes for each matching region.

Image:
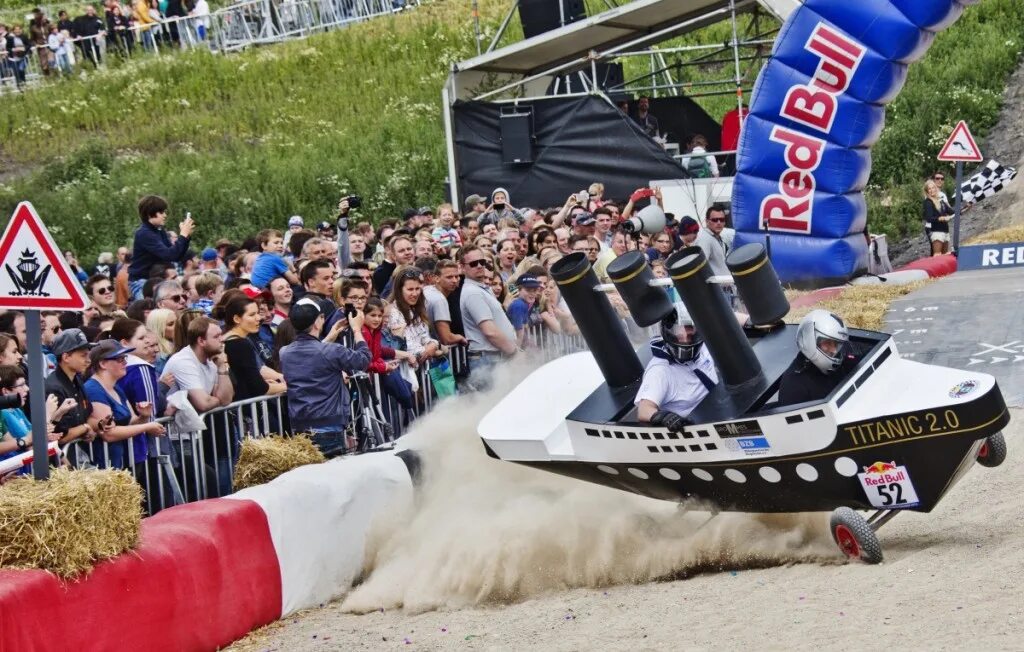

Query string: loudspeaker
[519,0,586,39]
[499,106,534,165]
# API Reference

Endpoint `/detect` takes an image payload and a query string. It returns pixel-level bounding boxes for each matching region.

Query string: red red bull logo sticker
[857,461,920,509]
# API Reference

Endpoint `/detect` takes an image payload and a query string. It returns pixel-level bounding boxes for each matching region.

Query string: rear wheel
[977,432,1007,468]
[830,507,883,564]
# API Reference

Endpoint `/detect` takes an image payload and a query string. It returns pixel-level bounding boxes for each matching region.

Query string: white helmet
[797,310,849,374]
[660,302,703,363]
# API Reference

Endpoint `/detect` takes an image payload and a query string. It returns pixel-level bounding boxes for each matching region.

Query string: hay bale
[0,469,142,578]
[965,225,1024,245]
[232,435,326,491]
[785,281,930,331]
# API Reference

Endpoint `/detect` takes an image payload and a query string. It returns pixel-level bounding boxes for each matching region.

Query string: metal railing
[0,0,416,94]
[59,324,588,514]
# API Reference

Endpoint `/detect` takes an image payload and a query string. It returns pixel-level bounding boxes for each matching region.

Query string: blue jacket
[129,221,193,281]
[279,334,370,432]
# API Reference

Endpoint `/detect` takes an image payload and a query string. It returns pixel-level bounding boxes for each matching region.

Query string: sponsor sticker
[857,461,920,509]
[949,380,979,399]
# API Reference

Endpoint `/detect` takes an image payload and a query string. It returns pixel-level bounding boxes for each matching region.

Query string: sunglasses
[95,286,113,295]
[934,175,945,181]
[708,218,726,223]
[164,294,186,303]
[465,259,490,269]
[104,355,128,364]
[400,270,423,281]
[46,326,61,334]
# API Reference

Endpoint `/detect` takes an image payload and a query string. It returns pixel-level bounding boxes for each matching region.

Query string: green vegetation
[0,0,1022,261]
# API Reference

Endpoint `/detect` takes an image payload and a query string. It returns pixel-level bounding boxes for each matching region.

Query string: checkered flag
[961,160,1017,204]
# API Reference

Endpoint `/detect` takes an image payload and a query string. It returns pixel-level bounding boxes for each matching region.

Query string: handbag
[427,357,457,398]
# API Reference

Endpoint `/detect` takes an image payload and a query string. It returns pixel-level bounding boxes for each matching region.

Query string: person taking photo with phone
[129,195,195,300]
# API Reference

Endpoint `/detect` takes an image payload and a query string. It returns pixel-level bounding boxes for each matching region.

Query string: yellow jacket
[134,0,157,30]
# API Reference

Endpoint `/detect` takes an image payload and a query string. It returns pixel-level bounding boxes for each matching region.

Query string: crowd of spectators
[1,1,211,89]
[0,185,734,497]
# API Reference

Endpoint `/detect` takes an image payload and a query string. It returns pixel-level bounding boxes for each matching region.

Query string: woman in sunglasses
[84,340,166,474]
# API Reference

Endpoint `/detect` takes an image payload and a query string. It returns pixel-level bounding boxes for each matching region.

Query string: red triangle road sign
[0,202,89,311]
[937,120,983,162]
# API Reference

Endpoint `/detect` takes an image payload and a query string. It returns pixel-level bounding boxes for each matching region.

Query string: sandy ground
[230,407,1023,652]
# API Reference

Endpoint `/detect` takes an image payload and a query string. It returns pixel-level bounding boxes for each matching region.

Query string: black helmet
[660,302,703,363]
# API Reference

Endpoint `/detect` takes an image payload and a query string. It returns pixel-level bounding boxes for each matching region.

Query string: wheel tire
[830,507,883,564]
[977,432,1007,468]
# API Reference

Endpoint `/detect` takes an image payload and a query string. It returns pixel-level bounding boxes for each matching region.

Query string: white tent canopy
[448,0,799,101]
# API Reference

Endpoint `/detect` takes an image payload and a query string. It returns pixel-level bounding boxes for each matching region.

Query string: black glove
[650,410,689,432]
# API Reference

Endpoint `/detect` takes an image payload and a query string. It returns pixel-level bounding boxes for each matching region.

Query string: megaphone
[622,204,666,235]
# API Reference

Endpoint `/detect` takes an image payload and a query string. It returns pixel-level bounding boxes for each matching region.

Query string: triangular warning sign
[938,120,983,162]
[0,202,88,310]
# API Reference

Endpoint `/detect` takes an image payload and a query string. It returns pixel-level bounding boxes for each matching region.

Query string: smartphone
[186,211,192,221]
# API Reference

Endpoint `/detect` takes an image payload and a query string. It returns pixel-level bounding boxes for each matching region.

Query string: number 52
[876,482,905,506]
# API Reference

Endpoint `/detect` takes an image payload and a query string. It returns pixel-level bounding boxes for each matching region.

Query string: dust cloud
[343,363,841,614]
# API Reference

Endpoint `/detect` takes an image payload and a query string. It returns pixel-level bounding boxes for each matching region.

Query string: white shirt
[164,346,217,395]
[694,228,729,277]
[634,344,718,417]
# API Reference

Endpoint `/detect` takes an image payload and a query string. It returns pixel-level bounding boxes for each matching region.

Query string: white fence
[0,0,415,94]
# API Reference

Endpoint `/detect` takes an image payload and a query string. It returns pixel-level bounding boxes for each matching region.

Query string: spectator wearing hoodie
[478,188,524,228]
[129,195,194,300]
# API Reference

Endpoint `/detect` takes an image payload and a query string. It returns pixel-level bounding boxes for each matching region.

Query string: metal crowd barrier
[62,326,586,514]
[0,0,416,94]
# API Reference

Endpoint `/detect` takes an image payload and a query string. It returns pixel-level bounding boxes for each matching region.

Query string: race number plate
[857,461,920,509]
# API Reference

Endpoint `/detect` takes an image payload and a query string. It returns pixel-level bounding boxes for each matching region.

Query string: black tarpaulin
[454,95,703,208]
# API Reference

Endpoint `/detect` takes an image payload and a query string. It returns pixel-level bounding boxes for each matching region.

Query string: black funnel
[606,251,674,327]
[727,243,789,325]
[666,247,762,387]
[550,252,644,388]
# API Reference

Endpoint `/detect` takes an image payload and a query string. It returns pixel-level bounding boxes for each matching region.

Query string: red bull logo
[759,23,866,234]
[861,461,904,486]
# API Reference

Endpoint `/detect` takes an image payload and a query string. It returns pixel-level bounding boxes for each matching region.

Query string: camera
[343,195,362,209]
[575,190,590,205]
[0,394,22,410]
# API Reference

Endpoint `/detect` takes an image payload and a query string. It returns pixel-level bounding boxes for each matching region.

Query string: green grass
[0,0,1022,261]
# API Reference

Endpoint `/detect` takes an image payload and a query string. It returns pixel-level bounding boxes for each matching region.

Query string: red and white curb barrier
[0,453,413,652]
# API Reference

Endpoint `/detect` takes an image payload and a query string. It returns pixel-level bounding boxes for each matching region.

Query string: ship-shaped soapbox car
[478,243,1009,563]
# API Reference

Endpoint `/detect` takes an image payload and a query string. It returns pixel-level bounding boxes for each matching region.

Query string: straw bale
[785,281,931,331]
[232,435,326,490]
[965,224,1024,245]
[0,469,142,578]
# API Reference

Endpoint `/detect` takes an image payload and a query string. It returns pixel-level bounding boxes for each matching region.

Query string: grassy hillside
[0,0,1022,260]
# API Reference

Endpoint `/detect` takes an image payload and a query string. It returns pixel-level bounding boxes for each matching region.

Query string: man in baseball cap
[572,212,596,237]
[45,328,99,448]
[278,298,370,457]
[463,194,487,219]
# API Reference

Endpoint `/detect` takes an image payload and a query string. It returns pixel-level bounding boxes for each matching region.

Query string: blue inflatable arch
[732,0,980,285]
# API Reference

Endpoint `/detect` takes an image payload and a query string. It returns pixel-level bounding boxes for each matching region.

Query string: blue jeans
[308,428,347,458]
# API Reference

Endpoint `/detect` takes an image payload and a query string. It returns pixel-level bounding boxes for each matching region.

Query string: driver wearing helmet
[778,310,861,404]
[635,303,719,431]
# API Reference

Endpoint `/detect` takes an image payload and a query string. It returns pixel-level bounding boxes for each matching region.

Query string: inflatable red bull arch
[732,0,979,285]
